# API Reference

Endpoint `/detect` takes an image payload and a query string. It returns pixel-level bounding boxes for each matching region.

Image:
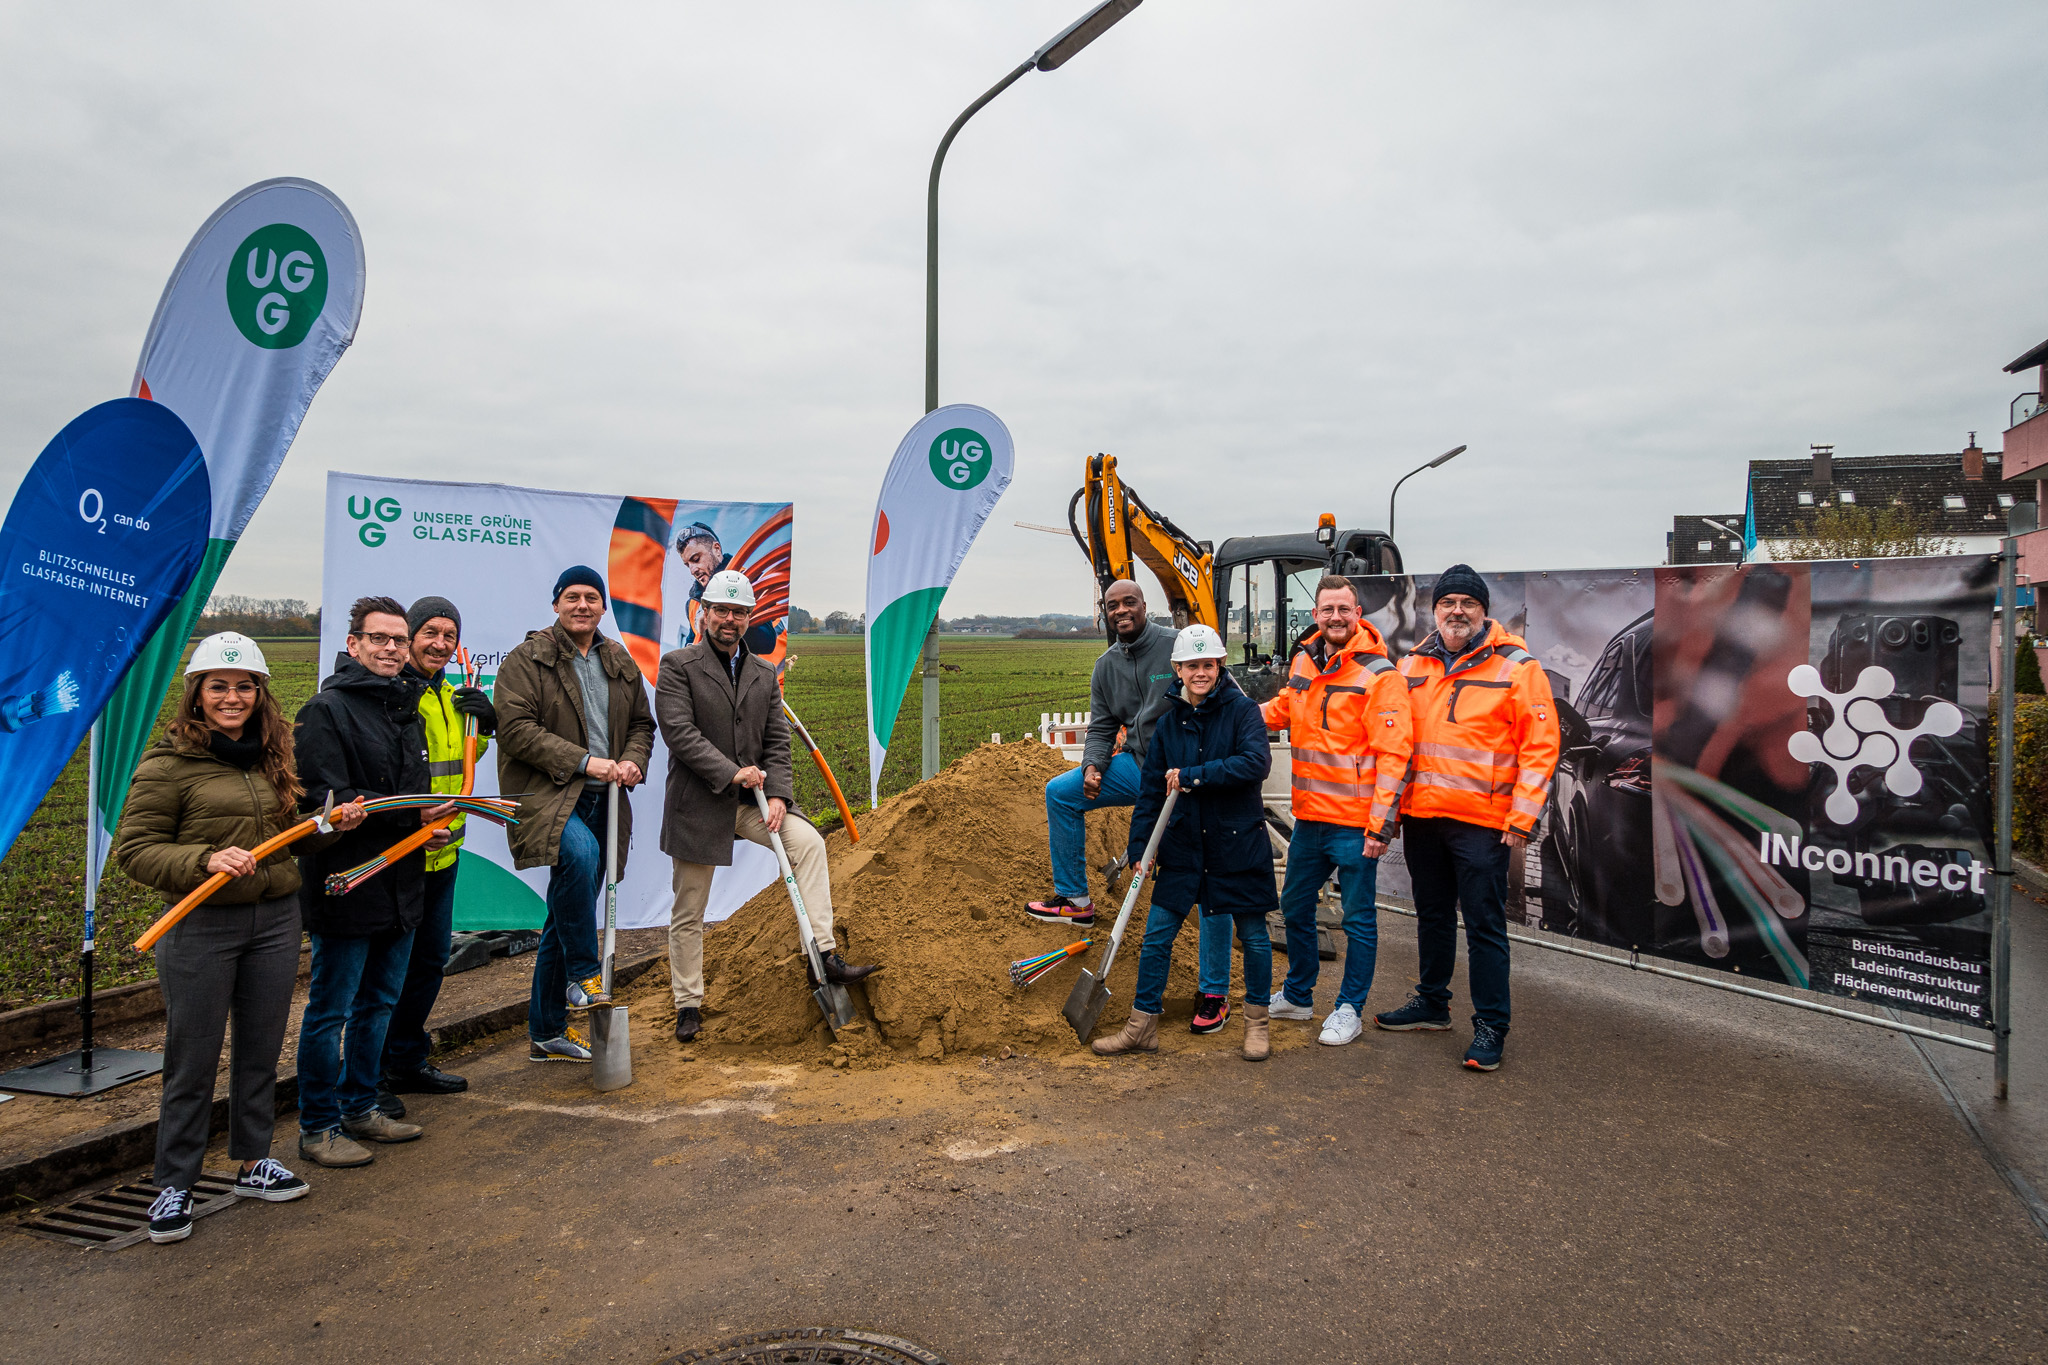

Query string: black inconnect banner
[1350,556,1995,1030]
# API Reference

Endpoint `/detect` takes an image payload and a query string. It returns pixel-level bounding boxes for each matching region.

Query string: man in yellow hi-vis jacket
[378,596,496,1110]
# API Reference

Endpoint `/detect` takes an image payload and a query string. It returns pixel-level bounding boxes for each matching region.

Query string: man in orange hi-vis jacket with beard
[1375,564,1559,1073]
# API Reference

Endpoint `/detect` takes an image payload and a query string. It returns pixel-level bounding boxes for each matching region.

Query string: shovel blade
[814,983,858,1033]
[1063,968,1112,1043]
[590,1006,632,1092]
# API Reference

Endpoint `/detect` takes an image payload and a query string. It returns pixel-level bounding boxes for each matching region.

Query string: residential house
[1666,514,1747,565]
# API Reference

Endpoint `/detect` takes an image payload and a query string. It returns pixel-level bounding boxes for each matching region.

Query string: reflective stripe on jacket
[1397,619,1560,836]
[418,672,490,873]
[1258,621,1413,838]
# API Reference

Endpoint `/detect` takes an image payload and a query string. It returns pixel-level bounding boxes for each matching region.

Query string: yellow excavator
[1067,452,1406,692]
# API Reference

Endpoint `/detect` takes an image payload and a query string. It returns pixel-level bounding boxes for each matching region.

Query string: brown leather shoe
[341,1109,423,1144]
[1242,1004,1270,1062]
[821,951,882,986]
[674,1006,701,1043]
[299,1128,374,1168]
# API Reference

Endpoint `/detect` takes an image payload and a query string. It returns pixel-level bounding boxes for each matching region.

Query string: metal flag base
[0,1046,163,1098]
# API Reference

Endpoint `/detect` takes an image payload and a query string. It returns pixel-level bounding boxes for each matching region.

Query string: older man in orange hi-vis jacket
[1260,574,1413,1049]
[1375,564,1559,1073]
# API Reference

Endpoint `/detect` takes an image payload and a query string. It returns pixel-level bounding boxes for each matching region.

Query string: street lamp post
[1387,444,1466,540]
[917,0,1144,780]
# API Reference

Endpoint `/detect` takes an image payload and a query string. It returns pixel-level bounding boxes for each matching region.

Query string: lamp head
[1035,0,1143,71]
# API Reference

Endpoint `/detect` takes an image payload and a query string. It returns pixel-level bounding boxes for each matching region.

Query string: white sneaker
[1268,998,1315,1021]
[1319,1004,1363,1046]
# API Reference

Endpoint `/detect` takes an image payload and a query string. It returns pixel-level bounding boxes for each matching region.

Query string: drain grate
[15,1171,239,1250]
[658,1328,947,1364]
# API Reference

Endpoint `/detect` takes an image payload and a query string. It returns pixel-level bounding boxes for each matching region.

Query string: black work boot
[674,1006,701,1043]
[385,1063,467,1095]
[374,1086,406,1120]
[821,951,882,986]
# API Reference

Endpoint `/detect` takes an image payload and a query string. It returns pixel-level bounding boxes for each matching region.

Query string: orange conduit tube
[784,701,858,842]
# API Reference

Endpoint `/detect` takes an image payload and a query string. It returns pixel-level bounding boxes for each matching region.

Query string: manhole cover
[14,1170,239,1250]
[658,1328,946,1364]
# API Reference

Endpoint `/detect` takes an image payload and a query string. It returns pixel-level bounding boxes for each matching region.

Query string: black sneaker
[232,1157,310,1202]
[147,1186,194,1243]
[384,1063,468,1095]
[1024,894,1097,927]
[1190,993,1231,1035]
[375,1086,406,1119]
[1374,994,1453,1031]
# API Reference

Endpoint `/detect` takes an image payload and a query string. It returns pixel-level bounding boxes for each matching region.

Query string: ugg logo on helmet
[1787,665,1964,825]
[223,648,240,663]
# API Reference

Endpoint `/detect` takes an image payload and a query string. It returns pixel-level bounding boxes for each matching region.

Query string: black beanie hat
[406,595,461,639]
[1433,564,1490,613]
[552,564,607,606]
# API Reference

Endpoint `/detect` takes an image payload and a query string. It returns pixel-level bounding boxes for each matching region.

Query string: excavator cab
[1212,528,1403,702]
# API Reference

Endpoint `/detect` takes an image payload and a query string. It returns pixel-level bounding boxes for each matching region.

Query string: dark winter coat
[1126,671,1278,917]
[115,741,331,906]
[294,658,431,937]
[493,624,655,878]
[654,638,794,866]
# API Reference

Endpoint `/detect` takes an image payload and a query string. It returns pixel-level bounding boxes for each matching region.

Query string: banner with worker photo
[1340,558,1994,1029]
[321,472,794,932]
[93,178,366,890]
[865,404,1014,802]
[0,400,210,861]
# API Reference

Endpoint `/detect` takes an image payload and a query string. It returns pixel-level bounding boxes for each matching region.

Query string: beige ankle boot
[1242,1004,1270,1061]
[1091,1009,1160,1055]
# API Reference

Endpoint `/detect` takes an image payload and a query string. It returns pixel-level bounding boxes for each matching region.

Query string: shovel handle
[602,781,619,995]
[754,786,828,982]
[1094,787,1179,983]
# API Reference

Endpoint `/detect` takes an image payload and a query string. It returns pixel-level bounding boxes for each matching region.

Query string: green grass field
[0,635,1099,1008]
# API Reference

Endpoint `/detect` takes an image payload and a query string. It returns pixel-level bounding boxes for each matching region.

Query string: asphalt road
[7,909,2047,1365]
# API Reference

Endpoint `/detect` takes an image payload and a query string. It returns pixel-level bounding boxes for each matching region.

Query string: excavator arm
[1069,453,1220,633]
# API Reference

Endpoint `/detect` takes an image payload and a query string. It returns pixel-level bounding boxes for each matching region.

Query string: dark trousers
[381,863,458,1074]
[298,928,414,1133]
[151,896,301,1190]
[529,787,606,1043]
[1404,816,1512,1031]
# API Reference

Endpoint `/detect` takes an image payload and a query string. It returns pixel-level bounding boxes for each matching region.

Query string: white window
[1838,490,1856,503]
[1697,540,1712,552]
[1944,495,1966,510]
[1797,490,1815,506]
[1999,494,2015,508]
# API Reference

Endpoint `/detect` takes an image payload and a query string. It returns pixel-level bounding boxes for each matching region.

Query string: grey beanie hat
[406,595,461,638]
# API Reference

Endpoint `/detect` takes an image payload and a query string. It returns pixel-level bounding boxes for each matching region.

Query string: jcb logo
[1173,551,1199,589]
[226,224,328,350]
[348,494,401,547]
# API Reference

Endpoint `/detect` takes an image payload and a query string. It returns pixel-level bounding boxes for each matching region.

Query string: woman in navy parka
[1092,625,1278,1061]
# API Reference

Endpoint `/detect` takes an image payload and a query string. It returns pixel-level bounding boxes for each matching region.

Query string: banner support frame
[1994,533,2025,1100]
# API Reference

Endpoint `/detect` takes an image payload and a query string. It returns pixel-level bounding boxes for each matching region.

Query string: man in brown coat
[655,569,878,1043]
[495,565,655,1062]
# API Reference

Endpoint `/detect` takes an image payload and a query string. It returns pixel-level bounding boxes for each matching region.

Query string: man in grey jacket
[1026,579,1183,927]
[655,570,879,1045]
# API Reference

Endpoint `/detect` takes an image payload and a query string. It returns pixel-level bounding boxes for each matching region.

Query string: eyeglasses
[351,632,407,649]
[704,604,750,619]
[202,681,260,698]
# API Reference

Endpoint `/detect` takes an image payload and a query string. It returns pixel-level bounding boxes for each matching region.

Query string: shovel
[591,782,633,1092]
[1063,787,1179,1044]
[755,787,857,1034]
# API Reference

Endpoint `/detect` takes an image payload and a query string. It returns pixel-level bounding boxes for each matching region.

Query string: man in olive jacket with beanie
[495,566,654,1061]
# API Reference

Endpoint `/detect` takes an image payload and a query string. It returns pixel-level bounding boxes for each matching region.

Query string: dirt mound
[618,742,1272,1064]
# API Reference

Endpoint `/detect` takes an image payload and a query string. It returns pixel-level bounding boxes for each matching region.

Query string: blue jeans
[299,929,415,1134]
[381,863,458,1074]
[1404,816,1512,1031]
[1280,820,1381,1010]
[1045,752,1143,900]
[1132,902,1272,1015]
[529,788,605,1043]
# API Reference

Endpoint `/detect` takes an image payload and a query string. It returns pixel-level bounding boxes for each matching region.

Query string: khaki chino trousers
[669,804,835,1009]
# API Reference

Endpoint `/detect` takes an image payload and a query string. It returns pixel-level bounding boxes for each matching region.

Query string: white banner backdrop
[320,472,789,931]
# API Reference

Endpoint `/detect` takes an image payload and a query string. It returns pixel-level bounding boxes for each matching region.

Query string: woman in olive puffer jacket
[115,633,364,1244]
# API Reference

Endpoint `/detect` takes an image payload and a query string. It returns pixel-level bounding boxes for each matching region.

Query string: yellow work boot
[1091,1009,1160,1056]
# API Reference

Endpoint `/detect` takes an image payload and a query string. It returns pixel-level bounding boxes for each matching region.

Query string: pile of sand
[618,742,1254,1064]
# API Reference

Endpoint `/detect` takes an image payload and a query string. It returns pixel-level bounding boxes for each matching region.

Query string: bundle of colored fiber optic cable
[322,794,519,895]
[1010,940,1092,987]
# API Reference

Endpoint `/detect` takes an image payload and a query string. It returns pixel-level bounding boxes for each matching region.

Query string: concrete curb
[2015,854,2048,899]
[0,949,312,1054]
[0,949,664,1206]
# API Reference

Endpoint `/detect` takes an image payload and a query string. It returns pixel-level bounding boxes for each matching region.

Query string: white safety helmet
[703,568,756,609]
[186,632,270,677]
[1170,624,1225,663]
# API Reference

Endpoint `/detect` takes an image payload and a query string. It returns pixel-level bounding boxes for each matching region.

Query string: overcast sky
[2,1,2044,618]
